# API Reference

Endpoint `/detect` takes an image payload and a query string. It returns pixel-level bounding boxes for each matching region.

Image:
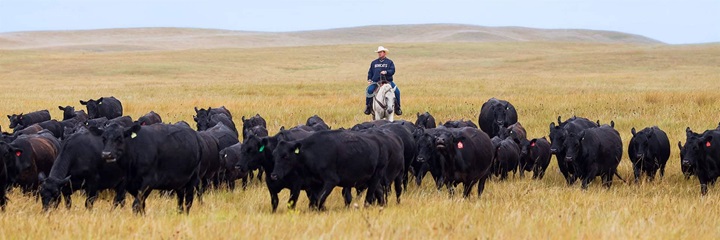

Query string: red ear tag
[531,142,536,147]
[707,141,712,148]
[15,151,21,157]
[457,142,464,149]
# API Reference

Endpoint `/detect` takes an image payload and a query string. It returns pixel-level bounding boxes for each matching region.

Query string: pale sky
[0,0,718,44]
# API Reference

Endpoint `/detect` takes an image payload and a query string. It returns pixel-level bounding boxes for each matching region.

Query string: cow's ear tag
[259,145,265,153]
[530,142,536,147]
[457,142,464,149]
[294,148,300,154]
[707,141,712,148]
[15,151,21,157]
[99,102,103,105]
[131,132,138,139]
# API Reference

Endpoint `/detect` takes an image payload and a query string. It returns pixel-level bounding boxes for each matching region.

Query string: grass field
[1,41,720,239]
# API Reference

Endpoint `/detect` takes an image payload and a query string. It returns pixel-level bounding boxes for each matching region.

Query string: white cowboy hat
[375,46,389,53]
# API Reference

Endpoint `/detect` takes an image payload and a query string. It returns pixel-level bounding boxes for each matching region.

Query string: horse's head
[380,84,395,114]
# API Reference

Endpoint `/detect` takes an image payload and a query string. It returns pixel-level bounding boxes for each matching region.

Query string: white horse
[372,82,396,121]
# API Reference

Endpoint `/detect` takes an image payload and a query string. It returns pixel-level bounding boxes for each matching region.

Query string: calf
[680,128,720,195]
[241,114,267,140]
[237,128,315,212]
[415,112,437,129]
[38,128,126,211]
[198,113,238,135]
[563,125,623,189]
[413,128,445,189]
[3,133,60,193]
[195,106,232,120]
[8,110,51,132]
[433,127,494,198]
[519,137,552,179]
[628,126,670,182]
[92,123,201,214]
[549,116,596,185]
[679,127,702,180]
[498,122,527,144]
[490,136,520,180]
[306,115,330,131]
[136,111,162,126]
[270,130,387,210]
[478,98,518,137]
[58,106,88,121]
[80,96,123,119]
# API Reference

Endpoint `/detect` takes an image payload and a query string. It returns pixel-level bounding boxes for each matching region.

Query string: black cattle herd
[0,96,716,214]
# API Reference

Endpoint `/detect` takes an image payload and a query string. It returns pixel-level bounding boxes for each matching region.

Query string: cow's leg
[477,176,488,199]
[633,163,641,184]
[183,182,196,214]
[659,162,666,178]
[342,187,353,207]
[581,165,599,190]
[257,167,264,183]
[132,186,151,214]
[462,181,477,198]
[175,189,186,213]
[61,186,73,209]
[288,186,301,210]
[394,176,403,204]
[84,185,99,210]
[113,183,126,209]
[269,188,280,212]
[316,182,337,211]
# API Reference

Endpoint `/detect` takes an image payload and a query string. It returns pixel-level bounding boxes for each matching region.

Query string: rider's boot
[395,100,403,115]
[364,97,372,115]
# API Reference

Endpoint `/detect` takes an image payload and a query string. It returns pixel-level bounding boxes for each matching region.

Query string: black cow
[196,131,220,197]
[244,125,269,139]
[306,115,331,131]
[354,128,405,204]
[92,123,201,214]
[106,116,134,127]
[412,127,445,189]
[563,124,623,189]
[218,143,246,191]
[549,116,597,185]
[519,137,552,179]
[38,128,126,211]
[80,96,123,119]
[680,128,720,195]
[85,117,109,128]
[195,106,232,120]
[8,110,51,132]
[241,114,267,140]
[58,106,88,122]
[271,130,387,210]
[498,122,527,145]
[3,133,60,193]
[237,128,316,212]
[34,120,65,139]
[441,120,478,129]
[490,136,520,180]
[198,113,238,135]
[415,112,437,129]
[11,124,44,140]
[351,120,391,131]
[201,122,240,191]
[0,142,10,210]
[478,98,518,137]
[628,126,670,182]
[136,111,162,126]
[679,127,703,180]
[432,127,494,198]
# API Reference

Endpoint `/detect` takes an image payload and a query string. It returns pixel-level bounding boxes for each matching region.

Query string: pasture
[1,41,720,238]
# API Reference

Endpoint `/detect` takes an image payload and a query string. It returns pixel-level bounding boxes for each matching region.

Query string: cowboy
[365,46,402,115]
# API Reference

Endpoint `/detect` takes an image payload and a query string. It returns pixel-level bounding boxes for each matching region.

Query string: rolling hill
[0,24,662,51]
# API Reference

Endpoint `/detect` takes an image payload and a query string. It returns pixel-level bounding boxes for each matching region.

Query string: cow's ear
[530,138,538,147]
[242,116,246,121]
[98,97,104,102]
[123,124,142,138]
[280,126,285,131]
[292,142,302,155]
[631,128,636,136]
[194,107,199,113]
[88,126,103,136]
[416,112,420,117]
[6,115,11,120]
[79,100,87,105]
[678,141,683,150]
[557,116,562,125]
[610,121,615,128]
[596,120,601,127]
[549,122,556,130]
[58,106,65,111]
[38,172,47,182]
[686,127,693,138]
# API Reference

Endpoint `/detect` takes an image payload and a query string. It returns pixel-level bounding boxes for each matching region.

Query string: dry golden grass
[1,42,720,239]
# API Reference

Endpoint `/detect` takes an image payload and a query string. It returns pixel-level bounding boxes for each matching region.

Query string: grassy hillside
[0,42,719,238]
[0,24,662,51]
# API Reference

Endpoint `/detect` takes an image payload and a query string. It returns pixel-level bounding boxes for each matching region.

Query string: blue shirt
[367,57,395,82]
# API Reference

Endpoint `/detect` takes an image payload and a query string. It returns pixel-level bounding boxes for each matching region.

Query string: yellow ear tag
[294,148,300,154]
[131,132,138,139]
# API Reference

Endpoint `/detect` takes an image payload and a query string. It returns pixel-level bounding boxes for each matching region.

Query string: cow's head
[563,130,584,163]
[90,123,140,163]
[38,172,70,211]
[7,114,23,129]
[80,98,104,119]
[58,106,76,120]
[270,140,302,181]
